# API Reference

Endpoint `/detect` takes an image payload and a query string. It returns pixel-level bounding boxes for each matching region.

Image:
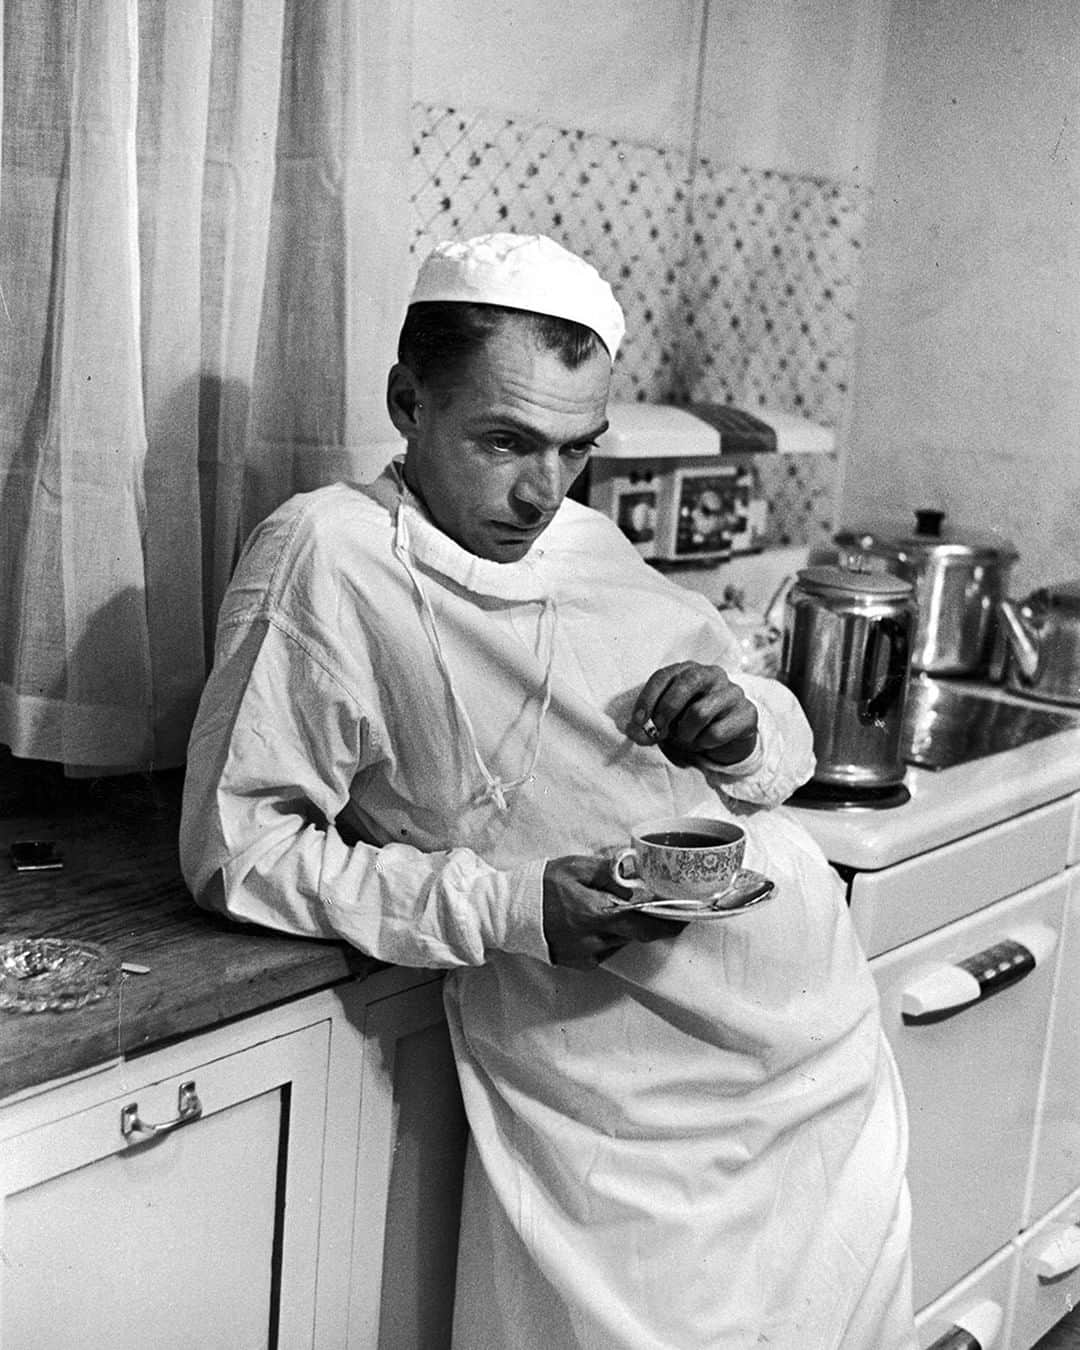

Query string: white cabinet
[871,873,1068,1312]
[850,794,1074,960]
[0,1015,331,1350]
[0,968,469,1350]
[1024,871,1080,1225]
[345,976,469,1350]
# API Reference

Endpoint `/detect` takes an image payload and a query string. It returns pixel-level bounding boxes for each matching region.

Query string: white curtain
[0,0,411,771]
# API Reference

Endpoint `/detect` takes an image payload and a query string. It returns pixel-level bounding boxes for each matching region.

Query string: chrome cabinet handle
[1030,1222,1080,1281]
[121,1080,203,1141]
[924,1297,1003,1350]
[900,923,1057,1026]
[925,1329,982,1350]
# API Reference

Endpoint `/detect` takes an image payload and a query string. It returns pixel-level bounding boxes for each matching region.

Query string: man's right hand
[542,855,683,970]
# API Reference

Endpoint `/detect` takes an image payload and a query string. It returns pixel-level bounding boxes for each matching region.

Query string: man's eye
[485,434,519,454]
[563,441,598,460]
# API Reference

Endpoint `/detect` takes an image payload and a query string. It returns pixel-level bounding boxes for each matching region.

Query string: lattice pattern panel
[408,102,869,547]
[753,453,839,549]
[411,103,688,404]
[680,163,870,428]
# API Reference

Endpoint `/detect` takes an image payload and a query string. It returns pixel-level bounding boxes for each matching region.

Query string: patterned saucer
[633,869,777,922]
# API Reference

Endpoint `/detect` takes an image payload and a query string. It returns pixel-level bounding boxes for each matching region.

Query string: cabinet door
[348,978,469,1350]
[1025,867,1080,1223]
[0,1021,329,1350]
[872,875,1067,1312]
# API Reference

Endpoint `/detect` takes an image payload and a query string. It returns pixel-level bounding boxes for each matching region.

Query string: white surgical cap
[408,232,626,359]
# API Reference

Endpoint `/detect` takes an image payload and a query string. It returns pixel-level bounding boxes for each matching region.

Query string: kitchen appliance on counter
[997,579,1080,706]
[586,402,797,563]
[780,563,917,807]
[787,696,1080,1348]
[834,510,1018,676]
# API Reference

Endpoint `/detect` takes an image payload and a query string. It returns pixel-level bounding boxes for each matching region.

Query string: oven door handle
[1029,1222,1080,1281]
[924,1297,1004,1350]
[900,923,1057,1025]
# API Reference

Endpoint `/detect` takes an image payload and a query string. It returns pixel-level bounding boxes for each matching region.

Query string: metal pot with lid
[997,580,1080,706]
[834,509,1018,676]
[781,564,916,790]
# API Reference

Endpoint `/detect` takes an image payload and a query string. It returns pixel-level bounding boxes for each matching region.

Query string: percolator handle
[859,617,910,724]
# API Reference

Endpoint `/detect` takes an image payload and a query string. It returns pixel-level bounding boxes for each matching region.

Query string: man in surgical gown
[180,232,916,1349]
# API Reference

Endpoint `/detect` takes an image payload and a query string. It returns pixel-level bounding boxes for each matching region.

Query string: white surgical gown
[180,464,915,1349]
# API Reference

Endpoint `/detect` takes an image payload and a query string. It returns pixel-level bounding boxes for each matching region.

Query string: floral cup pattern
[611,815,746,905]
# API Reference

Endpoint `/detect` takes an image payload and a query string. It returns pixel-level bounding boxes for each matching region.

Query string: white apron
[179,470,915,1349]
[448,811,913,1349]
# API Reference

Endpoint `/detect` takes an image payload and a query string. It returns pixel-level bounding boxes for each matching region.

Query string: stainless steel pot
[997,581,1080,706]
[781,564,916,789]
[834,509,1018,676]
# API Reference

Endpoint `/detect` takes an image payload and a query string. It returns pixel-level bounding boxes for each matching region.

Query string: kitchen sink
[902,673,1080,770]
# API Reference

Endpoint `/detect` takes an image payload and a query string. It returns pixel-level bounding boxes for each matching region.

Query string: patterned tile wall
[409,103,872,548]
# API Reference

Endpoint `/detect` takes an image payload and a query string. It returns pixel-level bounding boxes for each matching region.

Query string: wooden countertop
[0,765,379,1101]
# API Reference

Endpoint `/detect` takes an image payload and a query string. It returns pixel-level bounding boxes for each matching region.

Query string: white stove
[679,540,1080,1342]
[787,683,1080,1347]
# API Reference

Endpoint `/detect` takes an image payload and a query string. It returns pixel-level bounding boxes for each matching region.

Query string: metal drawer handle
[925,1297,1003,1350]
[1031,1222,1080,1281]
[121,1081,203,1141]
[901,923,1057,1026]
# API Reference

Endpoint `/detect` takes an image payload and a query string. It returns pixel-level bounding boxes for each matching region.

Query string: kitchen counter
[8,685,1078,1100]
[0,768,379,1102]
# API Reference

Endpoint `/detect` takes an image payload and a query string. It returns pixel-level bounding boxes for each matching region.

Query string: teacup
[610,815,746,907]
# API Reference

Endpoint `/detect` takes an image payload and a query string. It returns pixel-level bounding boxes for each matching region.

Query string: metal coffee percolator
[781,564,916,790]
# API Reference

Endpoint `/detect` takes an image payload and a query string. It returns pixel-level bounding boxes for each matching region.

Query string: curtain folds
[0,0,412,770]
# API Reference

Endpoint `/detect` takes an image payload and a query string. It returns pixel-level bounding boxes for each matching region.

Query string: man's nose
[514,452,563,515]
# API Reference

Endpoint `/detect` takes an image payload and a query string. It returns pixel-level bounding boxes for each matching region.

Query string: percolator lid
[796,564,914,598]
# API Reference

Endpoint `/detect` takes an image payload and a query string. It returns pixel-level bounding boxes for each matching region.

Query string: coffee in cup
[610,815,746,907]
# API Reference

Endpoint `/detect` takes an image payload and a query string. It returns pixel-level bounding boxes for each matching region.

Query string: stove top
[901,674,1079,771]
[788,679,1080,871]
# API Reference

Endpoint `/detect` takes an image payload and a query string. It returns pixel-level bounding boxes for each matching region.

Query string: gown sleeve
[692,670,817,807]
[650,580,815,807]
[179,613,551,970]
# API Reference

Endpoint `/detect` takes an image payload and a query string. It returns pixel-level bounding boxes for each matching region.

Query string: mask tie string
[393,493,555,813]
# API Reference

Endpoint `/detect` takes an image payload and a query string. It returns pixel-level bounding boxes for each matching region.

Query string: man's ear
[386,363,423,438]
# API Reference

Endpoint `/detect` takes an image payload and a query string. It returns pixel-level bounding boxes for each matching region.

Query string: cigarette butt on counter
[121,962,151,976]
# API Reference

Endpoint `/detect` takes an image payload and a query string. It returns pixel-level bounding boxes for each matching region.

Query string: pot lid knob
[914,508,945,537]
[1042,579,1080,611]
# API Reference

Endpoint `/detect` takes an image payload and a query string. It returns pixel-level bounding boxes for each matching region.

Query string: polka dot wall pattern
[411,104,689,406]
[410,103,872,548]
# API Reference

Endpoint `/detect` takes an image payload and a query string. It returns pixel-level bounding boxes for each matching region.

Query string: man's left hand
[627,661,758,767]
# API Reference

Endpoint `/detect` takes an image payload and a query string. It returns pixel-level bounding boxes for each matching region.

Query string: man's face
[389,318,612,563]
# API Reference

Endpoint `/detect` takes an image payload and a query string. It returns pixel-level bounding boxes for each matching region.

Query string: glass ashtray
[0,937,118,1014]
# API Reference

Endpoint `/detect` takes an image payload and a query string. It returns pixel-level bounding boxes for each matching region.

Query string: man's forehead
[450,324,611,425]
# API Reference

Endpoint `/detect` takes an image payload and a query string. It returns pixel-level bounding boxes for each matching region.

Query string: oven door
[871,872,1068,1312]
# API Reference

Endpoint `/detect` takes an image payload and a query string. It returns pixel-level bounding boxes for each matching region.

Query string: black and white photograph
[0,2,1078,1347]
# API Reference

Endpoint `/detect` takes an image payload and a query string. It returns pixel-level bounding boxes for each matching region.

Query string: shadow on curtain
[0,0,411,773]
